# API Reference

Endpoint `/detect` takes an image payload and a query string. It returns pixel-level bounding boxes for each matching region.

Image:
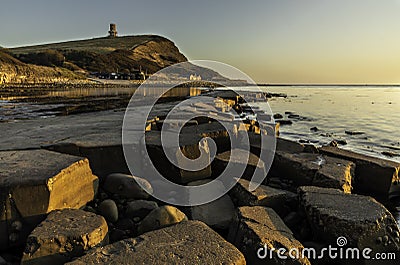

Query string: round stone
[98,199,119,223]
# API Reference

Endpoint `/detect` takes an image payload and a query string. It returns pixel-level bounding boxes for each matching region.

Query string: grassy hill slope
[10,35,188,74]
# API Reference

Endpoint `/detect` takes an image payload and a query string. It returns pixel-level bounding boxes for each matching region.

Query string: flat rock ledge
[229,178,297,216]
[319,146,400,196]
[271,151,354,193]
[228,206,310,265]
[0,150,98,250]
[21,209,108,265]
[66,220,246,265]
[299,186,400,260]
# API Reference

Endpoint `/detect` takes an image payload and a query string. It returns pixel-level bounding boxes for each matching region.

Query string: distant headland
[1,24,232,85]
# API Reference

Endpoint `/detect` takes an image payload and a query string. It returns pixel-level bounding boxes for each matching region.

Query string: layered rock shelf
[0,93,399,264]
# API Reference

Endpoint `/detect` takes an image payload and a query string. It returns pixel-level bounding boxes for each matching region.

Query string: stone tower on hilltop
[108,23,118,37]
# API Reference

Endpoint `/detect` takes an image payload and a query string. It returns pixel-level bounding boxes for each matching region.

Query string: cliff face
[128,39,188,73]
[0,51,81,84]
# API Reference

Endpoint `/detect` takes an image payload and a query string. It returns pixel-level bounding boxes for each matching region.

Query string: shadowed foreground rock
[0,150,98,250]
[137,205,188,234]
[228,206,310,265]
[102,173,152,200]
[66,221,246,265]
[319,146,400,196]
[187,179,236,229]
[299,186,400,264]
[213,149,266,180]
[21,209,108,265]
[145,130,213,184]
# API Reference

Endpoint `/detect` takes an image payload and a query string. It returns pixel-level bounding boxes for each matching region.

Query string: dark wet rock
[229,178,297,216]
[137,205,188,234]
[0,150,98,250]
[265,92,287,98]
[212,149,266,180]
[320,132,334,137]
[288,114,300,119]
[319,146,400,196]
[303,144,319,154]
[330,139,348,147]
[273,113,283,119]
[98,199,118,223]
[329,140,338,147]
[228,206,310,265]
[299,186,400,260]
[276,119,293,125]
[187,179,235,230]
[310,126,319,132]
[66,221,245,265]
[125,200,158,219]
[102,173,152,200]
[21,209,108,265]
[276,137,305,153]
[336,139,347,145]
[382,151,399,157]
[271,152,354,193]
[345,130,365,135]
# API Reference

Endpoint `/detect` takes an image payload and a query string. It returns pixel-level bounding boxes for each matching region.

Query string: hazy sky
[1,0,400,84]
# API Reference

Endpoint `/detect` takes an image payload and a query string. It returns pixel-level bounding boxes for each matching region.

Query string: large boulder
[137,205,188,234]
[249,135,304,156]
[212,149,266,180]
[299,186,400,263]
[271,151,354,193]
[229,178,297,216]
[21,209,108,265]
[228,206,310,265]
[319,146,400,196]
[125,200,158,219]
[66,221,246,265]
[0,150,98,250]
[145,130,213,184]
[102,173,152,200]
[97,199,118,223]
[187,179,236,229]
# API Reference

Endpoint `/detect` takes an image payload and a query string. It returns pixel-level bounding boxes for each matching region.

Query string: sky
[1,0,400,84]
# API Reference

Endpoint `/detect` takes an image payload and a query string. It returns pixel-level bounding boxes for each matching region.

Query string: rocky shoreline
[0,91,399,264]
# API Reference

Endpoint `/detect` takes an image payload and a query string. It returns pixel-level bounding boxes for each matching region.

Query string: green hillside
[9,35,188,75]
[11,35,171,54]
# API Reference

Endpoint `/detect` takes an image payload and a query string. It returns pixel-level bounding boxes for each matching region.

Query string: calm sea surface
[262,86,400,163]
